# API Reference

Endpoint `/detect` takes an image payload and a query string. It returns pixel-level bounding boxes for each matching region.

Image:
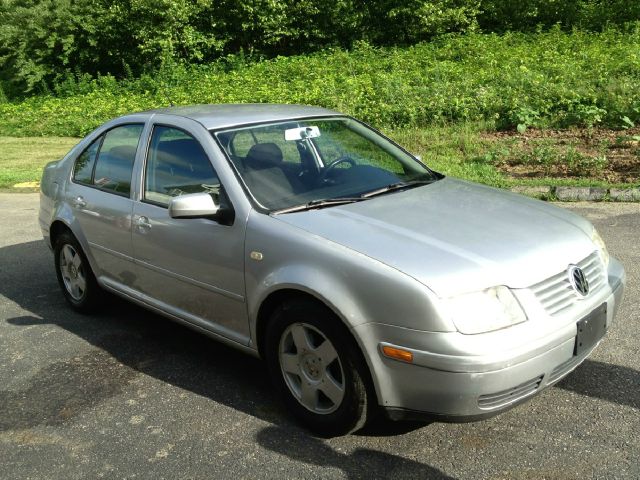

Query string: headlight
[442,286,527,334]
[591,228,610,268]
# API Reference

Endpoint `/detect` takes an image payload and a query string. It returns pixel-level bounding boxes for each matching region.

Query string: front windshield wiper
[360,179,435,199]
[274,197,367,214]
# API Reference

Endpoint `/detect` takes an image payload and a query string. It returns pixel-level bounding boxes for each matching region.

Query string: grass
[2,124,637,193]
[388,122,508,187]
[0,137,79,191]
[392,121,640,188]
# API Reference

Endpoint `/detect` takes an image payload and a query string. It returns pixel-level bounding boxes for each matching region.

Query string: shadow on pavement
[1,239,280,431]
[256,425,456,479]
[555,359,640,410]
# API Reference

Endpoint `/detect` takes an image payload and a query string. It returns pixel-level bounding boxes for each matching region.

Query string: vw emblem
[568,265,589,297]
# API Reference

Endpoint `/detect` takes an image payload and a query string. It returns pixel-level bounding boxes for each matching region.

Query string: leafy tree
[1,0,640,99]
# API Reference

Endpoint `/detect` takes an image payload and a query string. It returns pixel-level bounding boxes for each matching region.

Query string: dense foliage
[1,29,638,137]
[1,0,639,98]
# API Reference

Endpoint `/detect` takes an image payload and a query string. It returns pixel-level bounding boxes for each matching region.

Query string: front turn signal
[381,345,414,363]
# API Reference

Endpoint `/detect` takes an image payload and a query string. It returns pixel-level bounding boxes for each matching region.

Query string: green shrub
[1,29,639,137]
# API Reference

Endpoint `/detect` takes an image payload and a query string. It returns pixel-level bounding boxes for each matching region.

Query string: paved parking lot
[0,193,638,479]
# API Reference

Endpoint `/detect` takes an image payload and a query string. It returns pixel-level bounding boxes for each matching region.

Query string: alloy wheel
[278,322,346,414]
[59,244,86,301]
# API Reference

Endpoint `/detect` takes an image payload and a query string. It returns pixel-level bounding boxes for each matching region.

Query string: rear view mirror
[285,126,321,141]
[168,192,220,219]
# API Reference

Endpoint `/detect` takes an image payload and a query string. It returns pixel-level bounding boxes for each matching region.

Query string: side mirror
[168,192,220,219]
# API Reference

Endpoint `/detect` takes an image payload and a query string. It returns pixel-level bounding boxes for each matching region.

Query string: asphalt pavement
[0,193,638,479]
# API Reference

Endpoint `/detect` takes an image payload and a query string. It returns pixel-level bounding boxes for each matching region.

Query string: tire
[54,231,102,312]
[265,298,374,436]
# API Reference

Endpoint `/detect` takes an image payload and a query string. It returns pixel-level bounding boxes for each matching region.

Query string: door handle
[73,196,87,208]
[135,216,152,229]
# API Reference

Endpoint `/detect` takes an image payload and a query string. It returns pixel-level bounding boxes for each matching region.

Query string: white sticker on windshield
[284,126,321,141]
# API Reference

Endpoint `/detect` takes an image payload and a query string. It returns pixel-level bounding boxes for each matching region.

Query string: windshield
[213,117,438,211]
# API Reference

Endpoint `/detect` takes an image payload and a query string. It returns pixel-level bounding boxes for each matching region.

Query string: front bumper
[353,257,625,420]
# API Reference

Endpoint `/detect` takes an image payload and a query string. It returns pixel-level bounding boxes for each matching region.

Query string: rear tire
[54,231,102,312]
[265,298,374,436]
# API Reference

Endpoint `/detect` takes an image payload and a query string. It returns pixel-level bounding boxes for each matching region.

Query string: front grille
[478,375,544,409]
[530,251,605,316]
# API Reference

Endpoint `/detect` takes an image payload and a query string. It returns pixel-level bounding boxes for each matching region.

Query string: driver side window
[144,126,220,207]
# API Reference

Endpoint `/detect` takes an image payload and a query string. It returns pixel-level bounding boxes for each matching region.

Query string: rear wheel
[54,231,101,312]
[265,298,374,436]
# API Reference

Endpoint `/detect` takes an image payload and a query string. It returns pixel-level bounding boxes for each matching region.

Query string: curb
[510,186,640,202]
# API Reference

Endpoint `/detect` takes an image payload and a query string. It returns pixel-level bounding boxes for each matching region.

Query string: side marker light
[382,345,413,363]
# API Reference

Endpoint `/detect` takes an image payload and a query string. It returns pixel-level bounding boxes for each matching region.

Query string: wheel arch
[48,214,100,280]
[49,219,72,248]
[254,287,382,406]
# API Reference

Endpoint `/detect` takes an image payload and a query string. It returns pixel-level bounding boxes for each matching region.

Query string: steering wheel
[319,156,356,184]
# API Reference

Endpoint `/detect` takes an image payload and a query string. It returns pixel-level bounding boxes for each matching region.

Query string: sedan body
[39,104,625,434]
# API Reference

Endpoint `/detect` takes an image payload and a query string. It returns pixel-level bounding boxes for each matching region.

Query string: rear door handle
[73,196,86,208]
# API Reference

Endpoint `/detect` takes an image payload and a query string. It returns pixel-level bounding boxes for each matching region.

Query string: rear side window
[93,124,144,195]
[73,137,101,184]
[144,126,219,206]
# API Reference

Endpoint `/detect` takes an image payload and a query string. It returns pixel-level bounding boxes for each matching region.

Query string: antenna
[162,81,175,107]
[159,56,176,107]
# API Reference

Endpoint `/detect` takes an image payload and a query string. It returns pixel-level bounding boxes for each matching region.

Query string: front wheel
[265,299,374,436]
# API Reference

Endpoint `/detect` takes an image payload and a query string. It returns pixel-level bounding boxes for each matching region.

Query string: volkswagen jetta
[39,104,626,435]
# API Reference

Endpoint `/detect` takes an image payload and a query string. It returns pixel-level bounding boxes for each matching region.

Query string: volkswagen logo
[568,265,589,297]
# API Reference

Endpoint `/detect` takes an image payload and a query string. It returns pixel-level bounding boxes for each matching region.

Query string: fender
[244,210,456,404]
[245,210,452,335]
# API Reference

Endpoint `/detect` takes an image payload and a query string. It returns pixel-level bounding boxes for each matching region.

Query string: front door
[131,124,249,344]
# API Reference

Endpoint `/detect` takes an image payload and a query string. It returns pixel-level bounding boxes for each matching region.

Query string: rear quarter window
[73,137,101,184]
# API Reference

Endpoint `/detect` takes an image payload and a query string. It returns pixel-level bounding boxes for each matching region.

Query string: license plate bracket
[574,303,607,356]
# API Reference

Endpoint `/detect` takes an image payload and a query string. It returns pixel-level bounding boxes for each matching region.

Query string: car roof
[135,104,342,130]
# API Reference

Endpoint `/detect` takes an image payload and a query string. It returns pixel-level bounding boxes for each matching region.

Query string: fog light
[381,345,413,363]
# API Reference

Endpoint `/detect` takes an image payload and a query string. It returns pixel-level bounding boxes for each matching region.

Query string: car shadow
[256,424,456,479]
[0,239,283,429]
[554,359,640,410]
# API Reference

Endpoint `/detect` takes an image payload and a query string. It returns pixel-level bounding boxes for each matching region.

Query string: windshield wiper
[274,197,367,214]
[274,179,436,214]
[360,180,435,199]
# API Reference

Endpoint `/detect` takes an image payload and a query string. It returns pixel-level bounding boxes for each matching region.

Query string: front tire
[265,298,374,436]
[54,231,101,312]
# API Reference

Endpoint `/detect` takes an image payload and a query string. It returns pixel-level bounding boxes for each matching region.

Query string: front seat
[243,143,298,201]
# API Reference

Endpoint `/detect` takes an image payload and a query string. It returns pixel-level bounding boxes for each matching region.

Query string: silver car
[39,104,625,435]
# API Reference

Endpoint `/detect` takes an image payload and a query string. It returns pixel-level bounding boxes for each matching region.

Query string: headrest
[245,143,284,169]
[107,145,137,162]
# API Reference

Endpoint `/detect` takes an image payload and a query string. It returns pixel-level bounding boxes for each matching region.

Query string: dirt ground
[483,127,640,183]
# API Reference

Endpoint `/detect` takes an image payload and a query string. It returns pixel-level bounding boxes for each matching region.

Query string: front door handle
[135,216,152,229]
[73,196,87,208]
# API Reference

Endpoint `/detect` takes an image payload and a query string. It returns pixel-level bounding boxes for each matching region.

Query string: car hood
[274,178,597,297]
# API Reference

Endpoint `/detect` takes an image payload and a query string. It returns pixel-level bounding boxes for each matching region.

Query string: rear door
[67,123,144,285]
[131,121,249,344]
